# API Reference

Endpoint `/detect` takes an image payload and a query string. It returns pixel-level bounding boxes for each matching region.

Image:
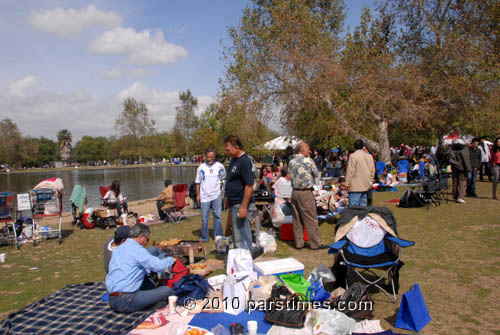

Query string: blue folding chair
[329,207,415,303]
[397,160,410,183]
[418,161,426,181]
[376,161,386,176]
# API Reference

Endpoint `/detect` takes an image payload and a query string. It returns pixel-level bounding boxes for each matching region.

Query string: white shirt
[479,144,490,163]
[104,190,124,202]
[195,161,226,202]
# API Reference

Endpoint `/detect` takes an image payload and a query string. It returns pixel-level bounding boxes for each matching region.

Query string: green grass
[0,182,499,335]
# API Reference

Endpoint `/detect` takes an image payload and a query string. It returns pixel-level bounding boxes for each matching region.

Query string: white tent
[263,136,301,150]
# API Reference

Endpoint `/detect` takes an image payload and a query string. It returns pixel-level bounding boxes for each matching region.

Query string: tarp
[263,136,301,150]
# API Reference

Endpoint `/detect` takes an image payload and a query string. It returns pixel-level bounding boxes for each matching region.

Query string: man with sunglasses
[106,223,175,313]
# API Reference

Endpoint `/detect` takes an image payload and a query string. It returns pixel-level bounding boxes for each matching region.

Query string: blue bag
[306,282,330,302]
[395,284,431,332]
[173,274,212,305]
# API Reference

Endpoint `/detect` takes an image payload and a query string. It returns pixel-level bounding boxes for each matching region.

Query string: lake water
[0,166,198,211]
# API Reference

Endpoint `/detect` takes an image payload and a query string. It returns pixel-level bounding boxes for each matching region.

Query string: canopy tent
[442,129,474,145]
[263,136,301,150]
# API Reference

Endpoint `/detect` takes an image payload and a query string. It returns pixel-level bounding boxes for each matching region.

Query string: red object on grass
[280,223,309,241]
[82,213,94,229]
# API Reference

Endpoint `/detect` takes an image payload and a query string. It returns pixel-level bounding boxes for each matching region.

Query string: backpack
[165,259,189,288]
[173,274,212,305]
[399,190,422,208]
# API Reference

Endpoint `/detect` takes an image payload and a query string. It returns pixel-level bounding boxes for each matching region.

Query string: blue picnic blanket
[0,282,152,335]
[189,310,273,334]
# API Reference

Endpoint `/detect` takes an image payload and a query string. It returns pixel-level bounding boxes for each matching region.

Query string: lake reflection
[0,166,198,211]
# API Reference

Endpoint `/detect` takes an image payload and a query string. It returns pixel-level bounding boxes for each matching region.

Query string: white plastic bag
[312,309,356,335]
[257,231,277,253]
[226,248,257,280]
[223,275,251,315]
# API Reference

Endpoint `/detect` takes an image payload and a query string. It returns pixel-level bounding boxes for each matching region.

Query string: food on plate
[136,321,159,330]
[189,263,207,270]
[159,238,182,247]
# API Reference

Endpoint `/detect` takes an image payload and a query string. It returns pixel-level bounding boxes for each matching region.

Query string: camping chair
[418,161,426,181]
[99,186,119,216]
[328,207,415,303]
[164,184,188,224]
[436,173,450,204]
[415,176,439,210]
[376,161,386,177]
[397,160,409,183]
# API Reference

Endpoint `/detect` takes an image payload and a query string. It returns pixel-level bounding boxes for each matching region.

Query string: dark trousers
[291,189,321,249]
[452,168,467,200]
[479,162,491,181]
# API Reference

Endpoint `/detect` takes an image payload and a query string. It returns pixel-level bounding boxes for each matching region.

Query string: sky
[0,0,372,142]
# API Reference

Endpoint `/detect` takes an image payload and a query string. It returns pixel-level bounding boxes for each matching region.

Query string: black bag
[330,282,374,321]
[173,274,212,305]
[264,293,309,328]
[399,190,423,208]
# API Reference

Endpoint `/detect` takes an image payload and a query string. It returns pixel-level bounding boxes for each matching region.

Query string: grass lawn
[0,182,498,334]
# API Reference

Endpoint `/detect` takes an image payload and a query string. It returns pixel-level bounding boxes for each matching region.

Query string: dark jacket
[469,147,481,170]
[450,143,472,173]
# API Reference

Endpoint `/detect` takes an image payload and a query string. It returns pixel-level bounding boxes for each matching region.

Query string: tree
[37,137,58,166]
[73,136,109,163]
[19,137,39,167]
[175,89,199,157]
[115,98,156,139]
[0,119,22,165]
[57,129,72,163]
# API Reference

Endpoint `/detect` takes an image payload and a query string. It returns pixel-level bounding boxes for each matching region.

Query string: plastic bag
[307,264,336,290]
[226,248,257,280]
[258,231,277,253]
[311,309,356,335]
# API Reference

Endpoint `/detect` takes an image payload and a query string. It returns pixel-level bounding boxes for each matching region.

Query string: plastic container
[254,258,304,277]
[279,223,309,241]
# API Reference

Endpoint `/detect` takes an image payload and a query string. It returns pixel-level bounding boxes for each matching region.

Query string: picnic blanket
[0,282,152,335]
[130,307,193,335]
[189,310,273,334]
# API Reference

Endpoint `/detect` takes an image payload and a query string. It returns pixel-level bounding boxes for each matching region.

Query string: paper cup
[247,320,258,335]
[0,253,5,263]
[168,295,177,310]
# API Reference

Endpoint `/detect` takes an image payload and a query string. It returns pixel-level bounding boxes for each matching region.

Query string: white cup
[0,253,5,263]
[168,295,178,310]
[247,320,258,335]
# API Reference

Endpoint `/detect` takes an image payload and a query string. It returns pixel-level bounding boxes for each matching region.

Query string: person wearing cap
[103,226,130,274]
[106,223,174,313]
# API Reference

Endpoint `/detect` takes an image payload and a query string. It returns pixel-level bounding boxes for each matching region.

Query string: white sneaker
[456,198,466,203]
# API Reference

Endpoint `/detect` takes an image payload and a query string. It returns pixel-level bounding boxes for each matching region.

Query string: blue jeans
[349,192,367,207]
[107,200,128,216]
[467,169,478,195]
[200,196,223,241]
[109,283,173,313]
[229,203,257,254]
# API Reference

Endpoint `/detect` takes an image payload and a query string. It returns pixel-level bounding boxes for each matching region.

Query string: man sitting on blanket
[106,223,175,313]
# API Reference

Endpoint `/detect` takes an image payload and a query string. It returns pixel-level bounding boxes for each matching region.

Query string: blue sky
[0,0,372,141]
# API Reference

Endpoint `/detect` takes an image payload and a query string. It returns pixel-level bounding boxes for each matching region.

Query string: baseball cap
[114,226,131,241]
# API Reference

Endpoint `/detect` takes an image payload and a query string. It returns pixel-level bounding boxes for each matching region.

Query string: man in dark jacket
[450,140,472,203]
[467,138,481,197]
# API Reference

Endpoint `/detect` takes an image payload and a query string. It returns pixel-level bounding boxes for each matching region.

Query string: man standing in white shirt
[196,148,226,242]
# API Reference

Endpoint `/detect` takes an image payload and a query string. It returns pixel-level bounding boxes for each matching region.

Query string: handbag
[264,293,309,328]
[278,273,311,296]
[395,284,431,332]
[173,274,212,306]
[306,282,330,302]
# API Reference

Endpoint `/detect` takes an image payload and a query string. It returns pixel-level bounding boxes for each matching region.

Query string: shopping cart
[0,192,20,249]
[30,188,63,246]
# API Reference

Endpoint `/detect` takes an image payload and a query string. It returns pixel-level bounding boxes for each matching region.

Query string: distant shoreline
[0,163,201,175]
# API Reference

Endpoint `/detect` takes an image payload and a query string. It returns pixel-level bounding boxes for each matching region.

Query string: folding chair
[329,207,415,303]
[436,174,450,204]
[164,184,187,224]
[376,161,386,176]
[397,160,409,183]
[99,186,119,216]
[415,177,439,210]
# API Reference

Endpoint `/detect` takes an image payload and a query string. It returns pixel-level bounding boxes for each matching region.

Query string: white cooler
[254,258,304,277]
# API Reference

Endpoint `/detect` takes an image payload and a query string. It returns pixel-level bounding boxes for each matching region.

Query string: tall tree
[0,119,22,165]
[37,137,59,165]
[174,89,199,157]
[57,129,72,163]
[115,98,156,139]
[73,136,109,163]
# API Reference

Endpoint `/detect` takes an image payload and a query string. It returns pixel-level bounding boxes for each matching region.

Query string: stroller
[164,184,188,224]
[328,207,414,303]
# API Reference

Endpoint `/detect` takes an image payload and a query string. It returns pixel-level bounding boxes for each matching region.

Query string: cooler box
[254,258,304,277]
[280,223,308,241]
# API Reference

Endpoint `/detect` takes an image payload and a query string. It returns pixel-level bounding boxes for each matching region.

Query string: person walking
[224,135,257,253]
[467,138,481,197]
[195,148,226,242]
[345,140,375,207]
[479,137,492,182]
[450,139,471,203]
[491,138,500,200]
[288,142,326,250]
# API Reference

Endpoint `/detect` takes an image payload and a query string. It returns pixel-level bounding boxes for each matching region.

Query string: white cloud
[29,4,122,36]
[8,76,42,97]
[100,68,149,80]
[90,27,188,65]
